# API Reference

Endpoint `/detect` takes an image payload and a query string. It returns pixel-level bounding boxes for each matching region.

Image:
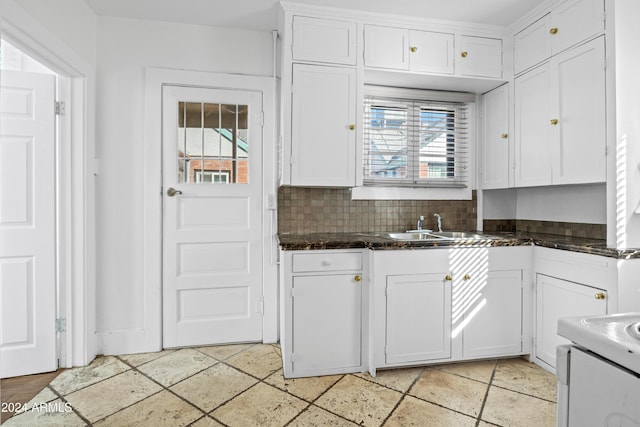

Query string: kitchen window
[363,87,473,189]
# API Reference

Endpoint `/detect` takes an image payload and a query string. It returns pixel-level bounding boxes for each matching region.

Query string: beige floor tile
[211,382,308,426]
[265,369,342,401]
[24,386,58,409]
[356,367,423,393]
[224,344,282,379]
[93,390,202,426]
[196,344,254,361]
[118,349,176,367]
[170,363,258,412]
[409,368,488,417]
[493,358,557,402]
[385,395,477,427]
[314,375,402,427]
[191,416,225,426]
[64,370,162,422]
[436,359,497,384]
[2,399,86,426]
[482,386,556,427]
[137,348,217,387]
[288,405,359,426]
[49,356,130,396]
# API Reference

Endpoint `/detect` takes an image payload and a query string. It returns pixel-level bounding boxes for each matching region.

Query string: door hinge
[55,101,65,116]
[56,317,66,332]
[260,111,265,127]
[258,297,264,315]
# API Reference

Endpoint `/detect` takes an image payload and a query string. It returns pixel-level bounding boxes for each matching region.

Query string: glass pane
[366,106,408,179]
[177,100,249,184]
[419,108,455,179]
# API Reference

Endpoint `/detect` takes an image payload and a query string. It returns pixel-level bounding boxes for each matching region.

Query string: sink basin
[558,313,640,374]
[386,232,445,241]
[428,231,496,240]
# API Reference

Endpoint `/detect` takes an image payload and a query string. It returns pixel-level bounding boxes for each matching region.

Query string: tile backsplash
[277,186,477,234]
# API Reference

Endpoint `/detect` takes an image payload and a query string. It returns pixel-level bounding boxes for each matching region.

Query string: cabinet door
[550,0,604,55]
[291,274,361,373]
[552,36,605,184]
[292,16,357,65]
[461,270,522,358]
[514,14,552,75]
[363,25,409,70]
[385,274,451,364]
[291,64,356,186]
[457,35,502,78]
[482,84,510,189]
[535,274,607,369]
[409,30,454,74]
[514,62,553,187]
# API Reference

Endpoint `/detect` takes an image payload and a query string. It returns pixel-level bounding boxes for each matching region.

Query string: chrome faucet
[416,215,425,230]
[434,213,443,232]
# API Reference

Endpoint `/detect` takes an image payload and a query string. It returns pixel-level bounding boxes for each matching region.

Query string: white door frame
[143,68,278,353]
[0,3,96,368]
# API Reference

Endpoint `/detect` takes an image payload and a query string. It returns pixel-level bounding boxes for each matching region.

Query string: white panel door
[457,36,503,79]
[363,25,409,70]
[0,70,56,378]
[162,85,263,348]
[410,30,454,74]
[481,83,510,189]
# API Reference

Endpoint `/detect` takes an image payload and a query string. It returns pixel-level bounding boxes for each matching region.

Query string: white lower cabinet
[281,250,364,378]
[533,247,613,370]
[385,273,452,364]
[372,247,531,371]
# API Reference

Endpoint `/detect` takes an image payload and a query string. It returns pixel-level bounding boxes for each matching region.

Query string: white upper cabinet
[514,14,552,75]
[514,0,604,75]
[550,0,605,55]
[292,16,357,65]
[515,36,605,187]
[290,64,357,187]
[482,84,510,189]
[364,25,502,79]
[457,35,503,79]
[364,25,454,74]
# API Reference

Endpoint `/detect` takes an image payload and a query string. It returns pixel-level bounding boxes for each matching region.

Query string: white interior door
[0,70,56,378]
[162,85,264,348]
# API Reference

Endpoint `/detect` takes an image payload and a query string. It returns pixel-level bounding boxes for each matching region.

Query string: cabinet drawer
[292,251,362,272]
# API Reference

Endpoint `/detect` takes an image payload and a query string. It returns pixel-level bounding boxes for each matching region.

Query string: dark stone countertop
[277,231,640,260]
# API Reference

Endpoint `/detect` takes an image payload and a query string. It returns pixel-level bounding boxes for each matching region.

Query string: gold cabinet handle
[463,274,471,281]
[501,133,508,139]
[444,275,452,281]
[410,46,417,53]
[461,51,468,58]
[595,292,606,300]
[550,27,558,35]
[550,119,558,125]
[349,124,355,131]
[354,275,362,282]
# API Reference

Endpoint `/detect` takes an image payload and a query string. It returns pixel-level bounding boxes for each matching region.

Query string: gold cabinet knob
[354,275,362,282]
[550,119,558,125]
[595,292,606,300]
[501,133,508,139]
[463,274,471,281]
[349,124,355,131]
[167,187,182,197]
[461,51,468,58]
[410,46,417,53]
[550,27,558,35]
[444,275,452,281]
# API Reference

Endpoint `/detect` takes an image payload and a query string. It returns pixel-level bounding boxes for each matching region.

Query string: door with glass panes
[162,85,263,347]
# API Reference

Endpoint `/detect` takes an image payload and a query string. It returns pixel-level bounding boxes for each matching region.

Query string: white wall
[484,184,607,224]
[95,16,274,351]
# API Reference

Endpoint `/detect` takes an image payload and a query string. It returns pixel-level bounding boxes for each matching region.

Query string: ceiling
[83,0,542,32]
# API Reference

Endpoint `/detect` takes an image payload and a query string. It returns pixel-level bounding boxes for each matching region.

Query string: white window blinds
[363,90,471,188]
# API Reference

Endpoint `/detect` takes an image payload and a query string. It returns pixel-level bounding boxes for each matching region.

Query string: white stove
[556,313,640,427]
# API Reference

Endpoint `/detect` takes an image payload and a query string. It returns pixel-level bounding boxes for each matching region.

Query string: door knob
[166,187,182,197]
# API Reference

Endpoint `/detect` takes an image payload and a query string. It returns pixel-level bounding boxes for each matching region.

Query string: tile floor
[2,344,557,426]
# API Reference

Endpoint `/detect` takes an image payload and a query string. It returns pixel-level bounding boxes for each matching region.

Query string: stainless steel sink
[428,231,497,240]
[386,232,446,241]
